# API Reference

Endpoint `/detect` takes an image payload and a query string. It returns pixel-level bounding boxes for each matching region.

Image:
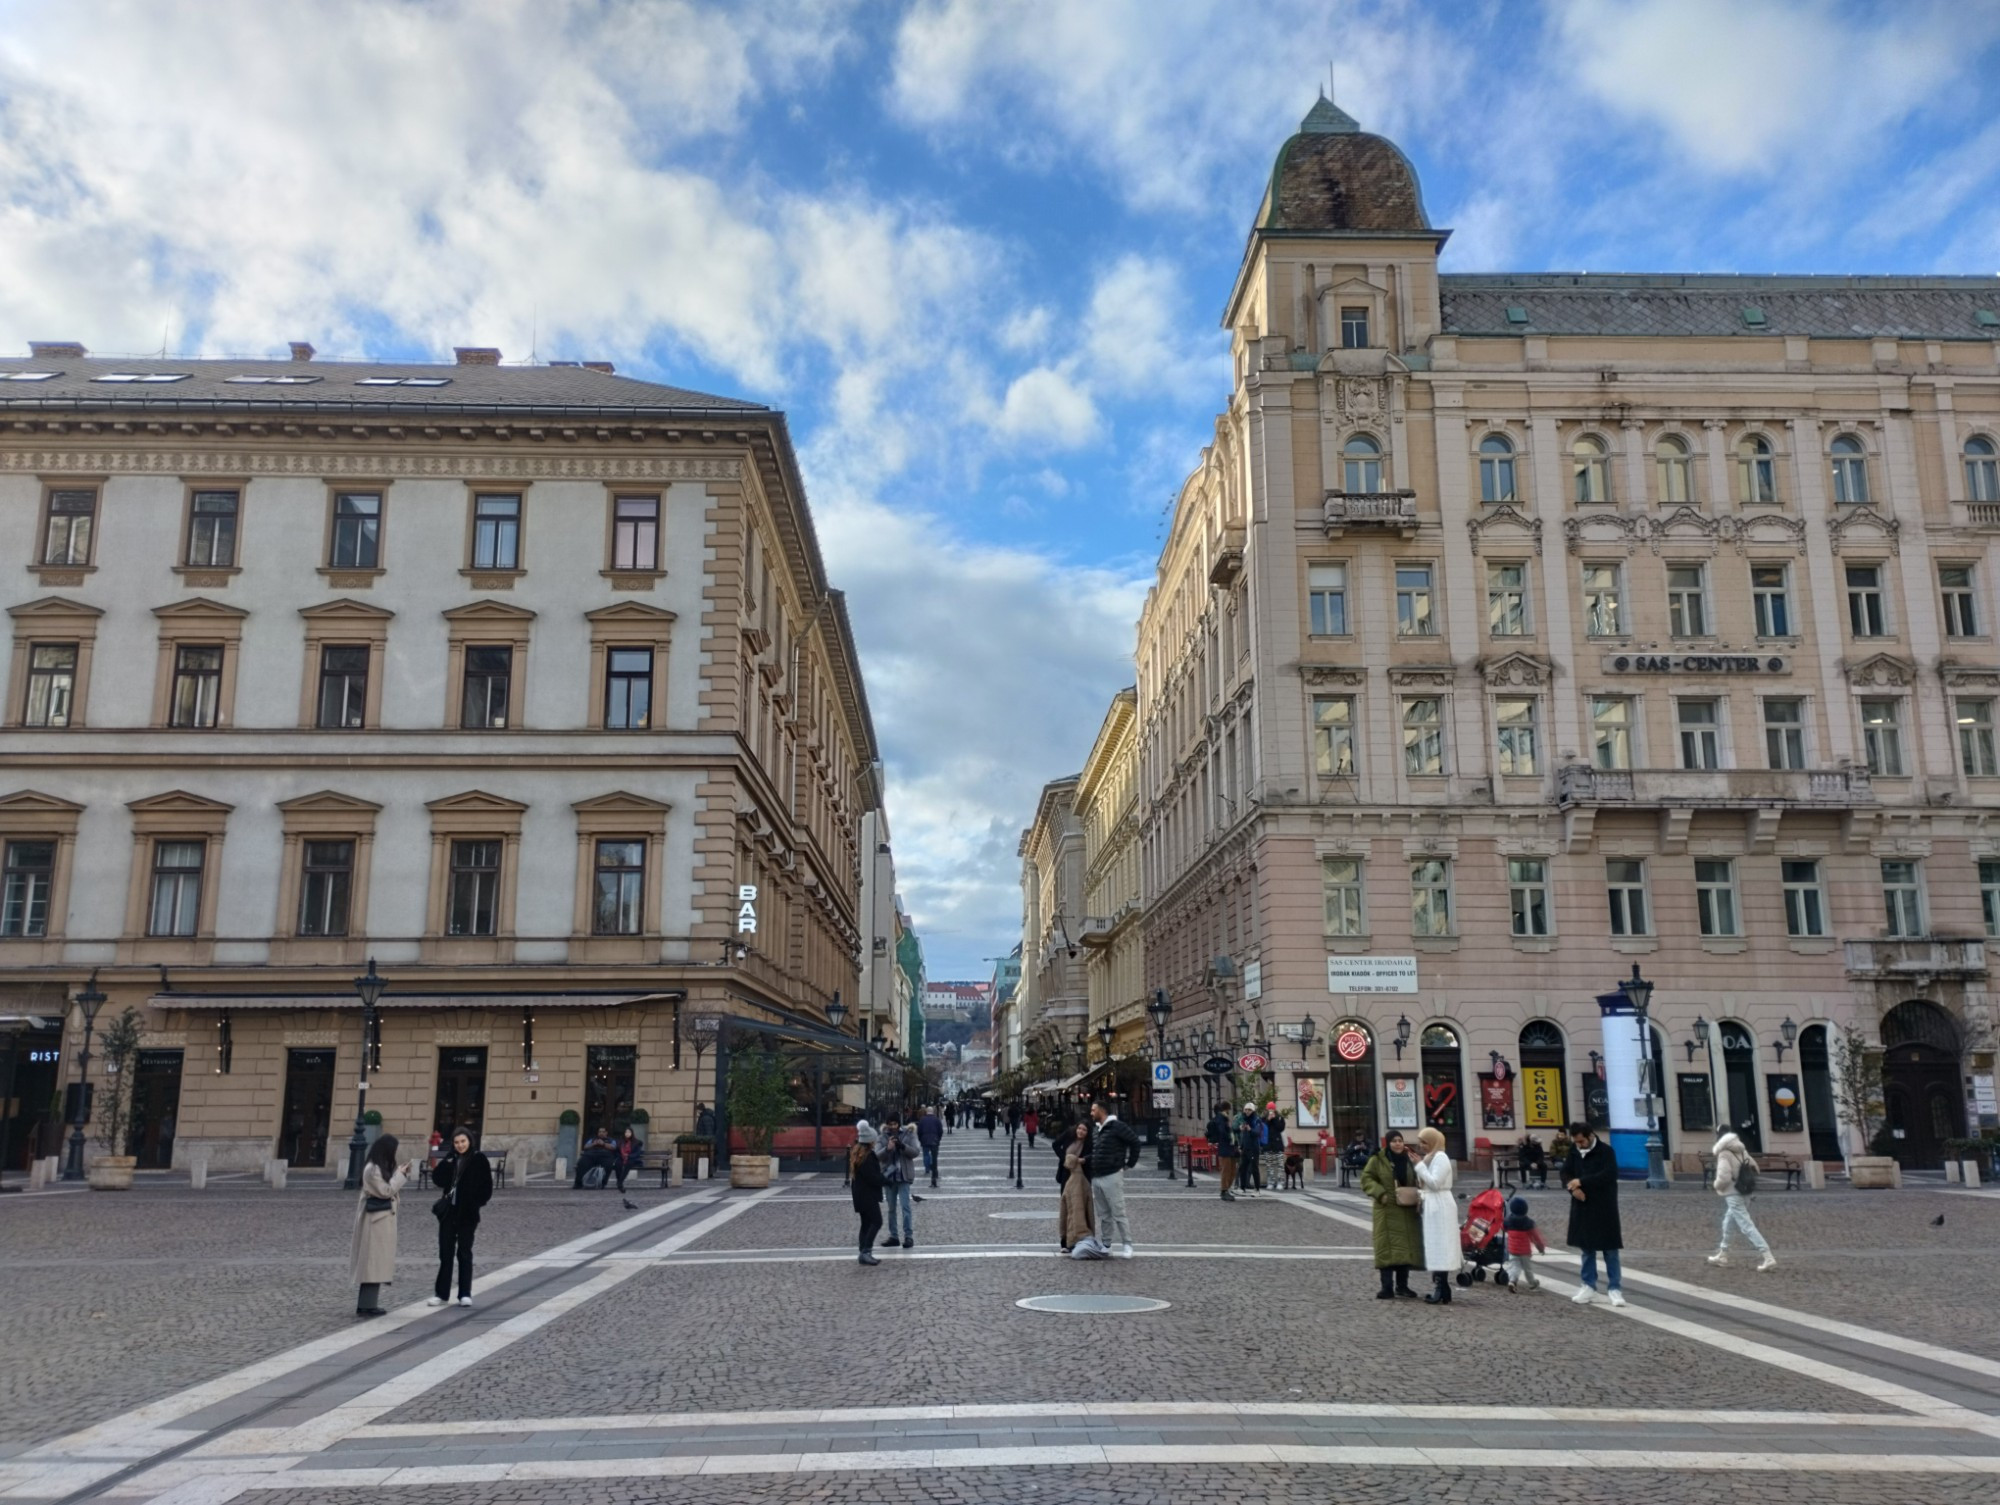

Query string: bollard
[1946,1160,1962,1184]
[669,1157,683,1188]
[1805,1160,1825,1190]
[1185,1141,1196,1189]
[696,1156,709,1182]
[554,1156,568,1183]
[270,1162,287,1190]
[1965,1160,1983,1189]
[190,1161,207,1191]
[28,1159,43,1190]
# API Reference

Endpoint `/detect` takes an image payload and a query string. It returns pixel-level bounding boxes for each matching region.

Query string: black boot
[1394,1267,1418,1298]
[1376,1268,1396,1300]
[1424,1273,1452,1305]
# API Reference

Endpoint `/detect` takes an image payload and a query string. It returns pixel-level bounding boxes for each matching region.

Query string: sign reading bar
[1603,652,1789,676]
[1327,955,1419,994]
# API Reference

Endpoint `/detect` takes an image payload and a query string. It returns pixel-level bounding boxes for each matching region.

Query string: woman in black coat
[429,1127,493,1307]
[1561,1122,1625,1305]
[850,1121,885,1266]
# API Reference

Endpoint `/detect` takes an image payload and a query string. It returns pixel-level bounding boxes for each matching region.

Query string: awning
[145,992,674,1011]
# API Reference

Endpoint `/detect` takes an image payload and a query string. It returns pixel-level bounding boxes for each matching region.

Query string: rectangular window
[1606,858,1649,936]
[1762,697,1805,770]
[1782,859,1825,938]
[1410,858,1452,937]
[1395,565,1436,636]
[169,645,223,729]
[1941,565,1979,638]
[1495,696,1538,775]
[1751,564,1792,637]
[1401,696,1444,776]
[1881,859,1923,938]
[471,494,521,570]
[1307,564,1348,636]
[592,839,645,935]
[1487,562,1529,636]
[1695,859,1739,937]
[1959,699,1998,776]
[1582,563,1623,637]
[461,646,513,730]
[1339,307,1369,349]
[41,489,96,566]
[147,840,204,937]
[1983,860,2000,938]
[23,643,77,727]
[605,647,653,730]
[1508,857,1549,937]
[0,839,54,937]
[447,839,501,936]
[1322,857,1364,935]
[1312,695,1355,776]
[1846,565,1886,637]
[185,490,239,568]
[1667,564,1708,638]
[1860,698,1904,776]
[611,496,660,571]
[315,644,369,730]
[1677,697,1721,770]
[298,839,354,937]
[329,492,381,569]
[1591,696,1633,770]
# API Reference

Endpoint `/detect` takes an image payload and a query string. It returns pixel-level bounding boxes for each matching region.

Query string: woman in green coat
[1360,1130,1423,1299]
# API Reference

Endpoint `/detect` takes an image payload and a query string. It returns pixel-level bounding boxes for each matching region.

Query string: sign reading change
[1327,955,1419,994]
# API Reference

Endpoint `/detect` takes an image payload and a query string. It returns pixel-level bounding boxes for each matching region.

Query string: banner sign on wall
[1478,1073,1515,1131]
[1327,955,1419,994]
[1385,1074,1419,1129]
[1295,1076,1328,1129]
[1766,1073,1803,1134]
[1521,1066,1563,1129]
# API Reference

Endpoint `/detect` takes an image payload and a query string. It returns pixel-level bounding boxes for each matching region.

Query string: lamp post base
[343,1129,368,1191]
[1644,1132,1669,1191]
[62,1127,86,1182]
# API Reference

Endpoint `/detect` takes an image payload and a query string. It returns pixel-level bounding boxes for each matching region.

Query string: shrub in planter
[554,1109,580,1169]
[88,1007,145,1190]
[628,1107,650,1146]
[727,1049,793,1187]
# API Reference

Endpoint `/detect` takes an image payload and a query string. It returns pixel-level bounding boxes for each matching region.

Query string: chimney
[582,360,616,374]
[454,347,502,366]
[29,341,86,359]
[288,341,316,362]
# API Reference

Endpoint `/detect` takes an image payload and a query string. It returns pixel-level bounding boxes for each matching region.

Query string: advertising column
[1594,988,1647,1178]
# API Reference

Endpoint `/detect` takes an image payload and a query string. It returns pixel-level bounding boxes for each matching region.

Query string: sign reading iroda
[1327,955,1419,994]
[1602,653,1789,675]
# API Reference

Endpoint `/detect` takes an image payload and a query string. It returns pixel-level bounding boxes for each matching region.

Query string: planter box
[677,1145,708,1177]
[729,1155,773,1189]
[87,1156,137,1191]
[1849,1155,1899,1189]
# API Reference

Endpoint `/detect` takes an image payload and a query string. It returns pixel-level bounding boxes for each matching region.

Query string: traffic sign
[1151,1060,1174,1085]
[1203,1054,1234,1076]
[1237,1051,1268,1072]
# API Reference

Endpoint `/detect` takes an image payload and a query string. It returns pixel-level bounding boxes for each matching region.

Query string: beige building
[1133,100,2000,1172]
[1015,776,1087,1082]
[0,345,878,1175]
[1075,689,1146,1057]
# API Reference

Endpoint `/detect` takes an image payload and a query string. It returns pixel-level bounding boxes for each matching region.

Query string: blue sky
[2,0,1997,978]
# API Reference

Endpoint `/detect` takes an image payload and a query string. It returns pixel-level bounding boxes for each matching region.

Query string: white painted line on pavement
[605,1247,1375,1266]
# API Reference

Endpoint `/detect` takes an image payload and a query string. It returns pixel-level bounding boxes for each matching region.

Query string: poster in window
[1295,1076,1329,1129]
[1385,1074,1419,1129]
[1579,1066,1610,1130]
[1521,1066,1563,1129]
[1766,1073,1803,1134]
[1478,1073,1515,1130]
[1422,1069,1461,1130]
[1677,1073,1715,1134]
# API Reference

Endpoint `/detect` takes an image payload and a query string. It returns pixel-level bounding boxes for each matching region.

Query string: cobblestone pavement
[8,1137,2000,1505]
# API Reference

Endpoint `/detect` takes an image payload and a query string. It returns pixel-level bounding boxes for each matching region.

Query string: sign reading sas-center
[1602,652,1788,676]
[1326,955,1419,994]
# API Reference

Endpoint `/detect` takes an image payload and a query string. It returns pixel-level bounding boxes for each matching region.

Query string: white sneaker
[426,1296,447,1307]
[1706,1251,1729,1266]
[456,1296,473,1307]
[1570,1286,1594,1305]
[1755,1253,1777,1272]
[1607,1290,1628,1308]
[1116,1244,1135,1259]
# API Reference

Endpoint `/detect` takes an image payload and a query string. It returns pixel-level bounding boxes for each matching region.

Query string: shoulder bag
[363,1195,394,1213]
[1394,1185,1421,1206]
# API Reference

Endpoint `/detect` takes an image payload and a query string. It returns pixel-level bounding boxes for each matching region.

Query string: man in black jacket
[1562,1122,1626,1307]
[1086,1098,1143,1258]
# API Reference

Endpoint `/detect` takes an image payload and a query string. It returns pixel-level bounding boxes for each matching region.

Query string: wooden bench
[1696,1152,1802,1190]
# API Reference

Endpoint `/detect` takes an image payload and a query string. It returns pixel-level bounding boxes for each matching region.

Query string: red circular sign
[1335,1027,1370,1062]
[1237,1052,1268,1072]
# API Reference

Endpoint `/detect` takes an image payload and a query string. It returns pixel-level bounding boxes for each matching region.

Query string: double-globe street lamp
[60,971,107,1181]
[342,959,387,1191]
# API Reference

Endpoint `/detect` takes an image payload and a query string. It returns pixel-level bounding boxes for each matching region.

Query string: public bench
[1696,1151,1803,1190]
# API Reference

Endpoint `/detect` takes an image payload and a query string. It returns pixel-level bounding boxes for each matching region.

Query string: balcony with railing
[1555,762,1874,808]
[1323,489,1419,537]
[1951,499,2000,531]
[1843,937,1986,982]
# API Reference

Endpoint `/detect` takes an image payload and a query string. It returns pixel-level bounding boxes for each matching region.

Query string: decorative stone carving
[1720,512,1807,555]
[1301,665,1367,687]
[1844,652,1916,688]
[1827,505,1902,556]
[1940,660,2000,691]
[1386,664,1455,689]
[1467,504,1542,557]
[1563,511,1639,556]
[1336,377,1388,421]
[1479,652,1553,688]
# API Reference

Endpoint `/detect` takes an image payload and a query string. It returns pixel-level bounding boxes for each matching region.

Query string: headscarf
[1380,1130,1413,1185]
[1416,1126,1446,1157]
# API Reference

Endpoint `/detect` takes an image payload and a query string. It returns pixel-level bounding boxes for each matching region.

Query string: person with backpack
[1235,1103,1264,1197]
[878,1110,919,1249]
[1707,1130,1776,1271]
[1206,1104,1237,1201]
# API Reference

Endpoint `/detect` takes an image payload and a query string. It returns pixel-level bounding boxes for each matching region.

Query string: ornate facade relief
[1827,505,1902,556]
[1844,652,1917,688]
[1466,503,1542,556]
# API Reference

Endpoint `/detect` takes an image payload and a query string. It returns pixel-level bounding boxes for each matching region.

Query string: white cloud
[993,366,1100,448]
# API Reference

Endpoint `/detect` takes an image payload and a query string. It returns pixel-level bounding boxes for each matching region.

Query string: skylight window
[0,371,60,381]
[1741,306,1767,327]
[93,372,190,383]
[354,376,451,387]
[1505,305,1529,325]
[225,374,321,385]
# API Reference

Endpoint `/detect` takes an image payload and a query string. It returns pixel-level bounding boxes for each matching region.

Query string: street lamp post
[1619,964,1667,1190]
[343,959,386,1192]
[1148,988,1174,1170]
[61,971,107,1182]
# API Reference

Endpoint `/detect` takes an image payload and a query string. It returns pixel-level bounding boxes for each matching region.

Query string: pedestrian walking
[1023,1106,1040,1148]
[1235,1103,1264,1196]
[917,1105,943,1184]
[1414,1126,1458,1304]
[1086,1098,1141,1257]
[1057,1121,1095,1252]
[693,1102,715,1137]
[944,1102,956,1133]
[350,1133,411,1318]
[1360,1130,1421,1299]
[1006,1101,1021,1139]
[986,1101,997,1138]
[1207,1104,1237,1200]
[613,1127,644,1193]
[1707,1131,1777,1271]
[850,1121,884,1265]
[878,1110,918,1249]
[428,1127,493,1308]
[1562,1122,1626,1306]
[1501,1195,1546,1292]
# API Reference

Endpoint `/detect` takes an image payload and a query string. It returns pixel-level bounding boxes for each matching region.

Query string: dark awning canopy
[146,992,672,1011]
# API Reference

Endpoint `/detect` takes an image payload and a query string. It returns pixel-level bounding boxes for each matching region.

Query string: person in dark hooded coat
[1561,1122,1625,1307]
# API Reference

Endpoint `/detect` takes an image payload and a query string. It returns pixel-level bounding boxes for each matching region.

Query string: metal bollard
[269,1162,287,1190]
[1011,1138,1023,1190]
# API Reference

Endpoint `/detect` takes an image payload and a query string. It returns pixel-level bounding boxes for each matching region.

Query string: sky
[2,0,1997,979]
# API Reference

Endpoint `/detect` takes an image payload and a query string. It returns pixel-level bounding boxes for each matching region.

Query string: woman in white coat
[1415,1126,1458,1305]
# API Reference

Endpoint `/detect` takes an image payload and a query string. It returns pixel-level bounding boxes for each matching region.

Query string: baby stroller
[1455,1187,1510,1287]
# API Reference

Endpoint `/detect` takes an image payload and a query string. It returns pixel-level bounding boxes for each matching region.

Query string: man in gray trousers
[1086,1098,1143,1259]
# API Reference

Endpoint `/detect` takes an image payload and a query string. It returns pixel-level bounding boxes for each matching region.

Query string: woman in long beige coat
[350,1133,410,1317]
[1057,1122,1095,1252]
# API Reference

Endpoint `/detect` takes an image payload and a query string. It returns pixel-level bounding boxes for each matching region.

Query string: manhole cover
[989,1211,1057,1219]
[1016,1294,1172,1314]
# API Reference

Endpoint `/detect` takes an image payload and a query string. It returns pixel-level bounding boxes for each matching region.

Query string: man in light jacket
[1707,1131,1776,1271]
[878,1111,919,1250]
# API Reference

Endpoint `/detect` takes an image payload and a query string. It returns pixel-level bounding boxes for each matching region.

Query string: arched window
[1966,436,2000,504]
[1736,433,1777,506]
[1830,434,1870,505]
[1342,433,1383,493]
[1571,434,1610,505]
[1478,434,1516,504]
[1655,433,1694,505]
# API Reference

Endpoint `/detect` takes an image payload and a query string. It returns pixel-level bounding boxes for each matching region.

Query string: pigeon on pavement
[1932,1214,1946,1226]
[623,1198,639,1210]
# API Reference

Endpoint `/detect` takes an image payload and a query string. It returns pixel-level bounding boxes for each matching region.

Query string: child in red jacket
[1502,1195,1547,1292]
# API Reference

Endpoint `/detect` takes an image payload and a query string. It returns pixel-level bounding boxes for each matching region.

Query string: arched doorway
[1326,1019,1376,1151]
[1797,1024,1842,1162]
[1517,1020,1568,1135]
[1881,1001,1963,1170]
[1420,1023,1466,1160]
[1718,1021,1761,1152]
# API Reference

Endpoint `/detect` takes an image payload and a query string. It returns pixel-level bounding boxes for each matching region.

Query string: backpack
[1734,1155,1758,1195]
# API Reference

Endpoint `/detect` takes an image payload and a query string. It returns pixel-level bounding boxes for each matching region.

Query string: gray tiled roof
[1440,274,2000,341]
[0,356,765,415]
